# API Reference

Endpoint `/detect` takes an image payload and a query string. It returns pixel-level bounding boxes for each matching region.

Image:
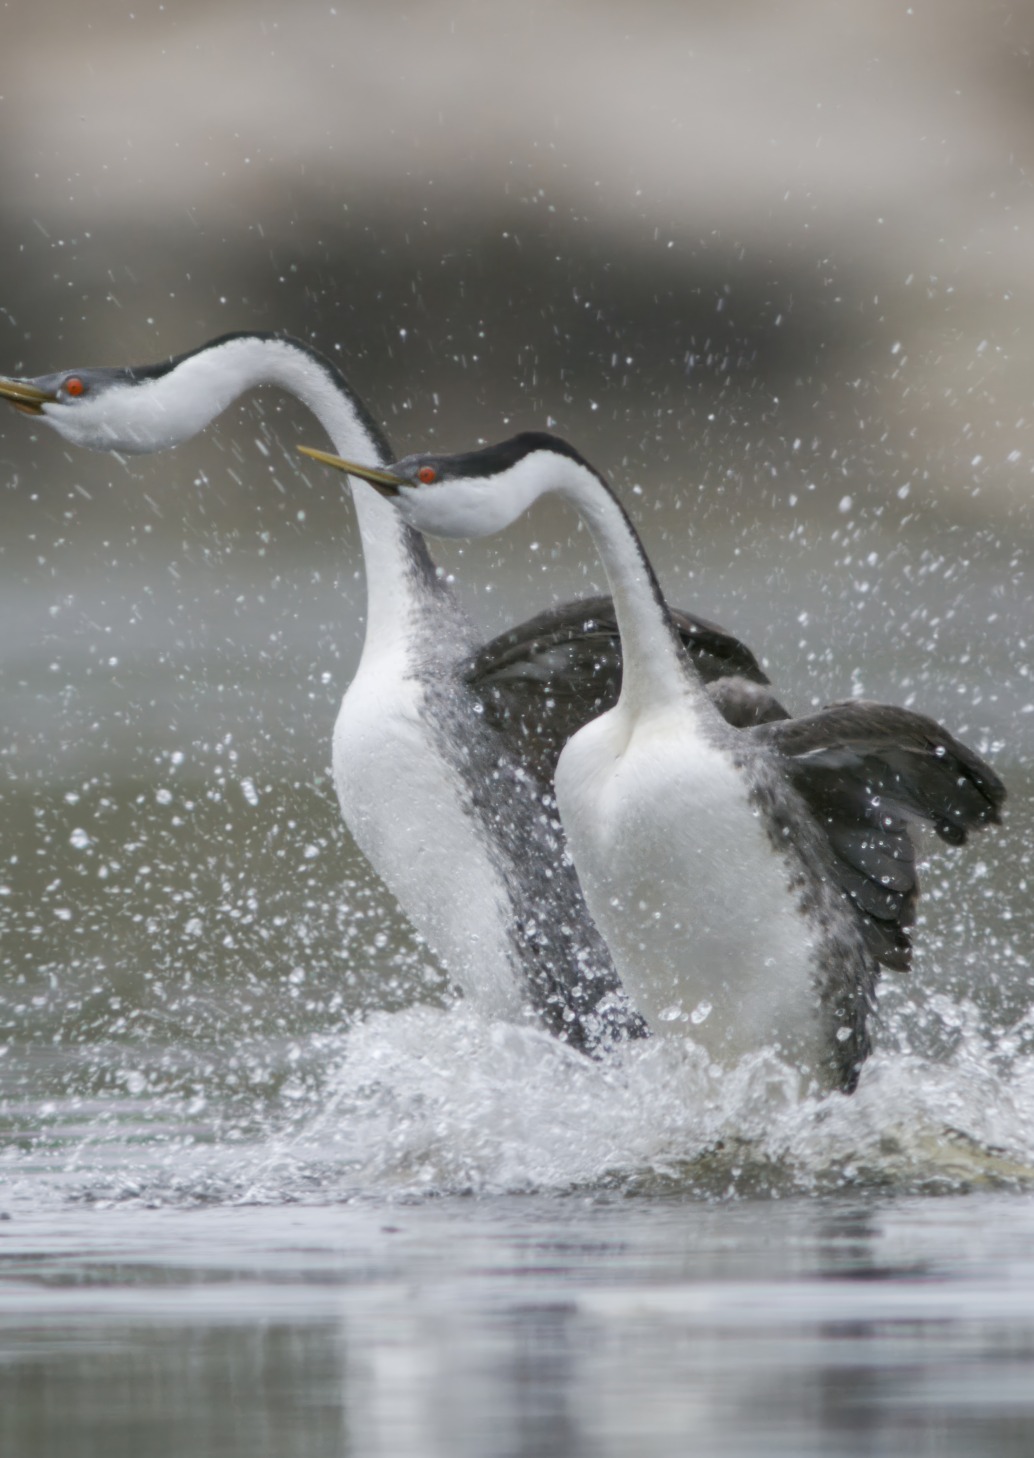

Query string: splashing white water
[5,991,1034,1212]
[230,999,1034,1202]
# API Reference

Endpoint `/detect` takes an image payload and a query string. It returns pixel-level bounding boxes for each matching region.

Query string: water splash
[267,1002,1034,1199]
[6,995,1033,1211]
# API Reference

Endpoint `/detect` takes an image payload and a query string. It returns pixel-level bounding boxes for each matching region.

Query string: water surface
[4,1191,1034,1458]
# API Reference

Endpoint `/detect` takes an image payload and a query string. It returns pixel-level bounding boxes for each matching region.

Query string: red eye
[64,377,85,397]
[417,465,437,484]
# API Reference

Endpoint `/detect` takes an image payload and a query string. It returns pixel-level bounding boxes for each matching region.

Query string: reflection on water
[3,1196,1034,1458]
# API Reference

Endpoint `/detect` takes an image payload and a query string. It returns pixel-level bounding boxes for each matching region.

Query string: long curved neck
[168,334,454,656]
[546,456,707,714]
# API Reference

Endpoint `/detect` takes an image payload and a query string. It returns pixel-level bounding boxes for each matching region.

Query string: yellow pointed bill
[297,445,404,497]
[0,378,54,416]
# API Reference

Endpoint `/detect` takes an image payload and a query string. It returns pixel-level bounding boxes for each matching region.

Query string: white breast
[333,647,522,1022]
[554,702,824,1076]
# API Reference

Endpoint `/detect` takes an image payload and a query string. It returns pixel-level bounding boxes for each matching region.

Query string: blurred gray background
[4,0,1034,524]
[1,0,1032,1065]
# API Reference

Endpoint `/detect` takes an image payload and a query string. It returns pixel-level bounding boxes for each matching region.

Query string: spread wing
[753,700,1006,971]
[463,594,789,781]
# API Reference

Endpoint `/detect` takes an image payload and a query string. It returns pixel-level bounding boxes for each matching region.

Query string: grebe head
[299,432,594,539]
[0,334,309,455]
[0,365,166,452]
[0,358,227,453]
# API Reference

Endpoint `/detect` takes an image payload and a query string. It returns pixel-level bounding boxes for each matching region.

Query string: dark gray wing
[464,594,788,781]
[753,700,1006,971]
[706,676,791,730]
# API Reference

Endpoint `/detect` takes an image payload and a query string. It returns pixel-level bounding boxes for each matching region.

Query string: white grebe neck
[181,334,456,659]
[542,453,710,717]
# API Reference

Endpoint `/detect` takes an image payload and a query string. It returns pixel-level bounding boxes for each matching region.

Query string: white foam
[240,997,1034,1201]
[7,989,1034,1210]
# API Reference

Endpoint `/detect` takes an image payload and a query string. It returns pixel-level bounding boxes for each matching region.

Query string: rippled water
[4,1187,1034,1457]
[2,425,1034,1452]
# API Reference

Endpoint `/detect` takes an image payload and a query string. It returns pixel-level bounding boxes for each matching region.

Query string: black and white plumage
[300,432,1005,1091]
[0,334,781,1053]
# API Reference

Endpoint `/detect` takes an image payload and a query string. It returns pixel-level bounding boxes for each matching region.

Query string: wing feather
[464,595,788,781]
[753,700,1005,971]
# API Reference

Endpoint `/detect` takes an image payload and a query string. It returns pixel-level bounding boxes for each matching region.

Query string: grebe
[300,432,1005,1091]
[0,334,783,1052]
